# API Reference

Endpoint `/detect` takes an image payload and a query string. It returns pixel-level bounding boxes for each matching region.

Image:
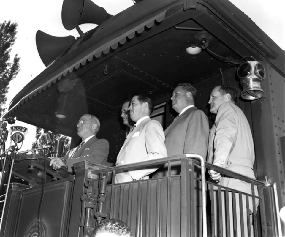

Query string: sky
[0,0,284,151]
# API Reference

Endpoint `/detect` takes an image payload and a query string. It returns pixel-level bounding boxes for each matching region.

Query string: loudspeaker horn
[36,30,76,67]
[61,0,112,31]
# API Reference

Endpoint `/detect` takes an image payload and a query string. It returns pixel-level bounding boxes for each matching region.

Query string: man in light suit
[115,94,167,183]
[50,114,109,172]
[153,83,209,177]
[207,85,258,237]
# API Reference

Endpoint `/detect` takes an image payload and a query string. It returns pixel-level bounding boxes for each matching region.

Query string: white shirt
[83,135,95,143]
[135,116,150,127]
[179,105,194,116]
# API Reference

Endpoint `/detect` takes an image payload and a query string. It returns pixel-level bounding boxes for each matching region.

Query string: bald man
[50,114,109,172]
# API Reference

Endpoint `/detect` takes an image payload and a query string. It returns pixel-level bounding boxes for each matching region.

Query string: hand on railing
[49,157,66,170]
[208,169,221,182]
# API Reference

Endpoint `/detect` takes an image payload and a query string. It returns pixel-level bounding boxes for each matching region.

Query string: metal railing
[87,155,276,237]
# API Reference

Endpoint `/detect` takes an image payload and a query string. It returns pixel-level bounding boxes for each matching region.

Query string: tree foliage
[0,21,20,116]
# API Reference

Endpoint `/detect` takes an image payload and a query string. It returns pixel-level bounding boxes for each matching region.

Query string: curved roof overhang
[4,0,284,136]
[7,0,178,116]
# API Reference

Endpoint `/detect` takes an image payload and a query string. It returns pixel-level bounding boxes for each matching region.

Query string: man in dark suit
[50,114,109,172]
[152,83,209,237]
[153,83,209,177]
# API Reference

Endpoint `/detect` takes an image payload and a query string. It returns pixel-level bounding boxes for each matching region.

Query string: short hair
[94,219,132,237]
[83,114,100,132]
[217,85,237,103]
[121,99,131,109]
[134,93,154,114]
[177,83,197,98]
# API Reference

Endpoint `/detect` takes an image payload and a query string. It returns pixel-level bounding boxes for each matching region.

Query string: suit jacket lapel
[117,118,151,161]
[76,136,97,157]
[165,107,196,136]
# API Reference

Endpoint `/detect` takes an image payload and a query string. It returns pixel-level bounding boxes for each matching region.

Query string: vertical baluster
[225,188,230,236]
[180,158,191,237]
[136,182,142,237]
[246,194,251,237]
[167,161,171,177]
[251,183,258,237]
[119,183,124,220]
[209,183,215,237]
[81,178,96,237]
[156,179,161,237]
[95,173,108,222]
[217,186,223,237]
[239,192,245,237]
[167,160,171,237]
[146,180,151,237]
[232,190,237,237]
[167,170,171,237]
[110,171,116,219]
[258,185,267,237]
[127,183,132,228]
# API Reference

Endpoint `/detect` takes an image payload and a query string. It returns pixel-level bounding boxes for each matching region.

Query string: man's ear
[143,102,148,110]
[92,123,98,130]
[186,91,192,99]
[224,93,231,101]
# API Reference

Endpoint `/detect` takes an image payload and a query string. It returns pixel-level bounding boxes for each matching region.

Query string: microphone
[1,117,16,124]
[38,133,52,148]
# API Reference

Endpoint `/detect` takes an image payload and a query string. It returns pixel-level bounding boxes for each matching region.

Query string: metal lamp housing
[237,61,266,100]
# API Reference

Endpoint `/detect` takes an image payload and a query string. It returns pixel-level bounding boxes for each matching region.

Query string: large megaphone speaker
[36,30,76,66]
[61,0,112,30]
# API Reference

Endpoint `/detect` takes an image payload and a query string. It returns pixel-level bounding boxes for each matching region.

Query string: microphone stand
[0,121,8,167]
[0,121,10,195]
[0,144,19,231]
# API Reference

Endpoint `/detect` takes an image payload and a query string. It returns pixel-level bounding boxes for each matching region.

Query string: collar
[83,135,95,143]
[135,116,150,127]
[179,105,194,116]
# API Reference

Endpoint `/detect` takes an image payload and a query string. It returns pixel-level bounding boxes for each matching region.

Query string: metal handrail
[82,155,272,236]
[86,156,264,187]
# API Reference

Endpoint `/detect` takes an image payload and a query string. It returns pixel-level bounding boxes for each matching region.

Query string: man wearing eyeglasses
[50,114,109,172]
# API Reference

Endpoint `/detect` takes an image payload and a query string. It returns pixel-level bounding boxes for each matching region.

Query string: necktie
[69,141,85,159]
[77,141,85,151]
[130,125,136,133]
[128,125,136,135]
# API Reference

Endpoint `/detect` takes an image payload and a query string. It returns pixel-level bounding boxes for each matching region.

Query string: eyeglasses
[121,109,129,114]
[171,91,185,100]
[77,120,94,126]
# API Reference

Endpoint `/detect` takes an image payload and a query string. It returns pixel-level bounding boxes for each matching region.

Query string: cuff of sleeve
[213,162,225,168]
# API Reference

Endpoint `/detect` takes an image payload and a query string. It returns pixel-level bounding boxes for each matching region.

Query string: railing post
[185,154,207,237]
[94,172,108,223]
[81,176,97,237]
[180,158,191,237]
[258,185,267,237]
